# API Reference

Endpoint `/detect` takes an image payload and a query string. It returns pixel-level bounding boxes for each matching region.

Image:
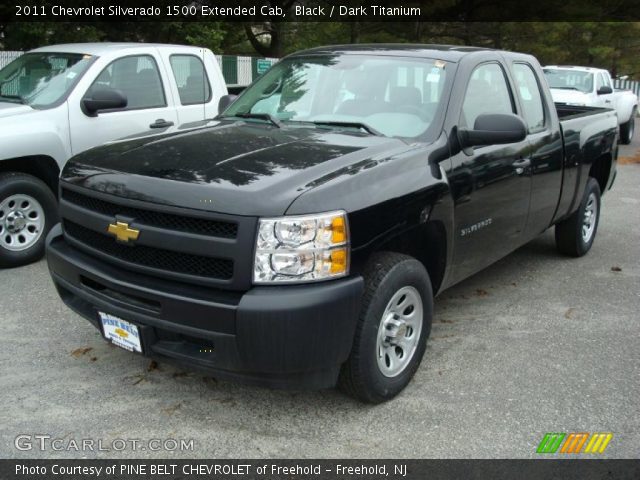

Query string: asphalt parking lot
[1,141,639,460]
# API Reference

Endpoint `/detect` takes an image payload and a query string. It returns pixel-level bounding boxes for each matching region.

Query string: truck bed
[554,103,618,225]
[555,103,612,120]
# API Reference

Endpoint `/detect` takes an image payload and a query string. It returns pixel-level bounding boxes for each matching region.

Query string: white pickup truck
[0,43,227,267]
[543,65,638,144]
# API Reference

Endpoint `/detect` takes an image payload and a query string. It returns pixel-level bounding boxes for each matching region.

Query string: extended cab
[46,45,618,402]
[544,65,638,144]
[0,43,227,267]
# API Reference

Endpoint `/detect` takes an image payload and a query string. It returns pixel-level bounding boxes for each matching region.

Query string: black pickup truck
[46,45,618,403]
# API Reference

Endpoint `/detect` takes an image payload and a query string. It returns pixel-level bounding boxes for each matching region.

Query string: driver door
[593,72,614,109]
[446,62,532,282]
[68,52,178,155]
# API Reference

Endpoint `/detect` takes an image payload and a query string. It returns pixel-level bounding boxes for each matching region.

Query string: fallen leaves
[618,153,640,165]
[71,347,93,358]
[564,308,576,319]
[128,374,146,386]
[162,402,182,415]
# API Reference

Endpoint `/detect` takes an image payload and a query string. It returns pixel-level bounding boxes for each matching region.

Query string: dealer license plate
[99,312,142,353]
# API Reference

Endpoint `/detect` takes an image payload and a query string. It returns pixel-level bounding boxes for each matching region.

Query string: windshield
[543,69,594,94]
[223,54,450,139]
[0,52,93,108]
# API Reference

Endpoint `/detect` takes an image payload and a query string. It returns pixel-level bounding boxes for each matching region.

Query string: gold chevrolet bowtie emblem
[107,221,139,243]
[114,327,129,339]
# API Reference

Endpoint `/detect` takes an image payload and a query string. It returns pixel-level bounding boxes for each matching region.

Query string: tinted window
[224,55,449,139]
[0,52,93,108]
[462,63,514,128]
[513,63,545,132]
[88,55,165,110]
[543,69,593,94]
[595,73,605,90]
[170,55,211,105]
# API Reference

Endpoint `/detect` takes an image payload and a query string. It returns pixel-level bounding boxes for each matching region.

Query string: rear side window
[513,63,545,132]
[169,55,211,105]
[461,63,514,128]
[88,55,166,110]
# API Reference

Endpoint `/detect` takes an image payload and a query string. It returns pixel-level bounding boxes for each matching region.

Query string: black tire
[339,252,433,403]
[555,177,601,257]
[0,172,58,268]
[620,108,636,145]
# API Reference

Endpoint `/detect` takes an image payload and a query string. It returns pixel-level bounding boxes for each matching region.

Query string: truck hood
[0,102,34,118]
[62,121,413,216]
[549,88,590,105]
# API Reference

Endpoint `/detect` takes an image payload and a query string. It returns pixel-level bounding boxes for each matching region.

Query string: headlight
[253,210,349,284]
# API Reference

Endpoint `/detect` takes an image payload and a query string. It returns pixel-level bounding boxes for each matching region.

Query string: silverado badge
[107,221,140,243]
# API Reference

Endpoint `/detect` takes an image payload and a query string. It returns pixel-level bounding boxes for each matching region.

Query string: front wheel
[555,177,601,257]
[620,108,636,145]
[0,173,58,268]
[339,252,433,403]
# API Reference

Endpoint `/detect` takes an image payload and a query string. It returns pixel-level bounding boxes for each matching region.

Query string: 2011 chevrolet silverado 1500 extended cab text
[46,45,618,403]
[0,43,227,267]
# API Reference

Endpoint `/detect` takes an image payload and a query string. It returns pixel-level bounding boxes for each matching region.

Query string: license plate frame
[99,311,143,354]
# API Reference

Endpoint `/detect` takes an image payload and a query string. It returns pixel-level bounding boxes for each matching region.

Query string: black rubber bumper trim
[46,225,365,389]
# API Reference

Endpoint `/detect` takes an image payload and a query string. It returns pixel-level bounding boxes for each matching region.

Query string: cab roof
[544,65,606,73]
[288,44,500,62]
[30,42,202,56]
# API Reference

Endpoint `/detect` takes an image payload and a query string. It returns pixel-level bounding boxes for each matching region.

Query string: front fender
[286,140,453,281]
[0,104,69,167]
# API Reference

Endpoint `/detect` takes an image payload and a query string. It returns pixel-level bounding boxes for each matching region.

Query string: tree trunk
[350,22,360,43]
[414,22,422,42]
[245,22,284,57]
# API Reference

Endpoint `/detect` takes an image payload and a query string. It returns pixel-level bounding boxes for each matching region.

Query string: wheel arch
[0,156,60,196]
[365,220,448,296]
[588,152,613,195]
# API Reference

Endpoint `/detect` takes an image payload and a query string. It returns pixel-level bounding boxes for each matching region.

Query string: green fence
[215,55,278,87]
[0,51,278,87]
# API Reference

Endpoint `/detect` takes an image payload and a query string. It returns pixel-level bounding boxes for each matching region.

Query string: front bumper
[46,225,364,389]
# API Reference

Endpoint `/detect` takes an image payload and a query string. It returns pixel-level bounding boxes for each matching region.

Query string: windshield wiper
[0,94,24,104]
[311,120,384,136]
[222,112,282,128]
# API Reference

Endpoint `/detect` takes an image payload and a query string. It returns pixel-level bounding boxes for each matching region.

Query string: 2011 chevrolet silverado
[46,45,618,403]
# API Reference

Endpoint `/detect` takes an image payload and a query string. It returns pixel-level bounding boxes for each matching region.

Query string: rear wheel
[555,177,601,257]
[0,173,58,268]
[620,108,636,145]
[339,252,433,403]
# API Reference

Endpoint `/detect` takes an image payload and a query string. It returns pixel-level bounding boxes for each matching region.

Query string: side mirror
[218,94,238,114]
[458,113,527,149]
[597,86,613,95]
[82,88,127,116]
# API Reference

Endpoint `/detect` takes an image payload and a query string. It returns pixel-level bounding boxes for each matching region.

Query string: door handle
[512,158,531,175]
[149,119,174,129]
